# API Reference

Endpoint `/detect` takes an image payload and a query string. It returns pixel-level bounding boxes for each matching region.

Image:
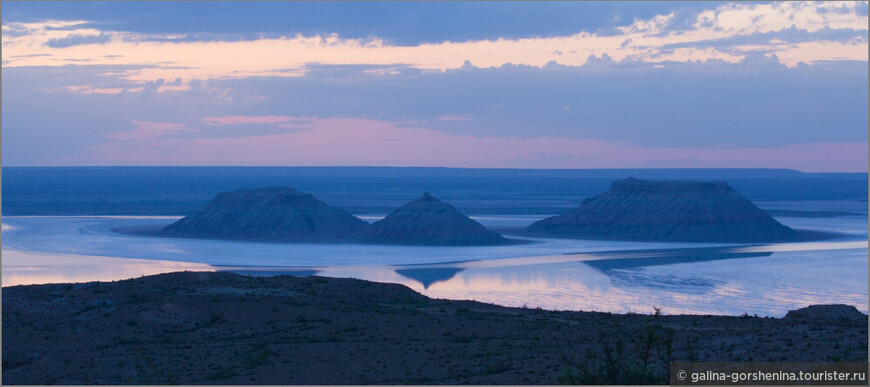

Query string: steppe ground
[3,272,867,384]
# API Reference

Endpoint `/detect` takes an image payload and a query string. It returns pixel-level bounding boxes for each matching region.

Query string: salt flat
[3,213,866,316]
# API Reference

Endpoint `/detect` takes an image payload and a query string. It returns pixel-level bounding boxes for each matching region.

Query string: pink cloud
[85,117,867,172]
[201,115,304,126]
[6,1,867,89]
[437,115,471,122]
[105,120,189,141]
[62,85,126,95]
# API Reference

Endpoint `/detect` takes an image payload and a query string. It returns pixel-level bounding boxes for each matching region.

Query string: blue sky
[2,2,739,44]
[2,1,868,171]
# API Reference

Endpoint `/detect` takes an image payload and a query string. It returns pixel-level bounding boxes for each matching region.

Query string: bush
[559,324,674,385]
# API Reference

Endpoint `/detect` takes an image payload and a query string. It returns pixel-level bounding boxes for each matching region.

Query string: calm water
[2,211,867,317]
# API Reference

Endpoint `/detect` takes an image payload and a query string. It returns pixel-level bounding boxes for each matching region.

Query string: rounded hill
[358,193,510,246]
[525,178,800,243]
[162,187,368,242]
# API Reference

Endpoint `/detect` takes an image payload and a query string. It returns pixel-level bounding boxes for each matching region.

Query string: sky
[2,1,867,171]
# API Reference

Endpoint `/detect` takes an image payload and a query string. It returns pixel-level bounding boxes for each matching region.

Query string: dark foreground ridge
[3,272,866,384]
[526,178,804,243]
[161,187,369,242]
[358,192,510,245]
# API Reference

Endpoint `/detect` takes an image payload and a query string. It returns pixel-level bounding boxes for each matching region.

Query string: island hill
[358,192,508,246]
[162,187,369,243]
[525,177,804,243]
[161,187,512,246]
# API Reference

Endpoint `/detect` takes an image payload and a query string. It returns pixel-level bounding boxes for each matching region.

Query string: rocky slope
[162,187,368,242]
[526,178,799,242]
[358,193,509,245]
[3,272,866,384]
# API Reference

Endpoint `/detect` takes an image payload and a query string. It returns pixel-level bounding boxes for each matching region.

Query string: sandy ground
[3,271,867,384]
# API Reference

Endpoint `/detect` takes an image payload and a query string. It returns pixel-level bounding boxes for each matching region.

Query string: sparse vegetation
[559,321,674,384]
[3,272,866,384]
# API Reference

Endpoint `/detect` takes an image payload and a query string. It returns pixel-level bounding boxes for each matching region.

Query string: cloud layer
[2,2,867,171]
[3,2,866,91]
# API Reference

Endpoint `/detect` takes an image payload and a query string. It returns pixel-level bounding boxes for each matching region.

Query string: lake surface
[2,211,867,317]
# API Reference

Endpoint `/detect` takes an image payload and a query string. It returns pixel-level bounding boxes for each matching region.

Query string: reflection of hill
[584,249,773,295]
[606,270,724,295]
[395,267,465,289]
[583,250,774,272]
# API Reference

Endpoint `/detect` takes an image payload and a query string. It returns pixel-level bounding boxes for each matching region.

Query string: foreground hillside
[3,272,867,384]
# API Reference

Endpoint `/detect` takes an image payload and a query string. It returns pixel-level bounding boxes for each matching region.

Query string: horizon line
[2,165,868,174]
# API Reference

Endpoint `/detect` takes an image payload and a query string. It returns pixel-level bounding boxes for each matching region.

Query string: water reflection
[2,215,867,317]
[607,270,723,295]
[583,249,774,272]
[2,249,215,287]
[217,267,319,277]
[395,267,465,289]
[583,249,769,296]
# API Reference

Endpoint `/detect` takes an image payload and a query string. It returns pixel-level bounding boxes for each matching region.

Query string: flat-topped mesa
[162,187,369,242]
[610,177,732,192]
[358,192,510,246]
[525,178,799,243]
